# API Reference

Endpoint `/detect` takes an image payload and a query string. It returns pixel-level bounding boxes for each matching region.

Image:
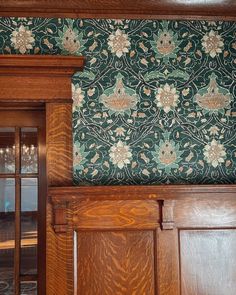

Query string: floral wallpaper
[0,18,236,184]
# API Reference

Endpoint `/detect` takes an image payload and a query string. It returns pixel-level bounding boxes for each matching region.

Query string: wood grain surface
[72,200,160,230]
[49,185,236,295]
[77,230,155,295]
[0,55,84,102]
[180,229,236,295]
[46,103,73,187]
[46,103,74,294]
[0,0,235,19]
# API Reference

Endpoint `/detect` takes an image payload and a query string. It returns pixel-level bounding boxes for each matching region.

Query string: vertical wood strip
[46,103,73,295]
[14,127,20,295]
[46,103,73,186]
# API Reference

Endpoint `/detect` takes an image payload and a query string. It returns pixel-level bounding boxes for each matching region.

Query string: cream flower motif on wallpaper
[100,73,139,115]
[151,132,183,173]
[74,142,89,171]
[109,140,132,169]
[202,30,224,58]
[72,84,84,110]
[11,25,35,54]
[55,21,85,55]
[155,83,179,113]
[209,126,220,136]
[150,21,181,63]
[114,127,125,137]
[203,139,226,168]
[108,29,131,58]
[195,73,231,114]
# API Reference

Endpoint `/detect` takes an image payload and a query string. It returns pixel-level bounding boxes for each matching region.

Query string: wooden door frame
[0,54,85,294]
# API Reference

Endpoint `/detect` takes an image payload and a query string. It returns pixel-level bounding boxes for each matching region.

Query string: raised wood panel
[72,200,160,230]
[180,229,236,295]
[49,185,236,295]
[0,0,235,19]
[76,230,156,295]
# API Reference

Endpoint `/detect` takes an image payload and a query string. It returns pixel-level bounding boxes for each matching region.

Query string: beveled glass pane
[20,281,37,295]
[0,178,15,295]
[21,178,38,276]
[0,128,15,174]
[21,128,38,174]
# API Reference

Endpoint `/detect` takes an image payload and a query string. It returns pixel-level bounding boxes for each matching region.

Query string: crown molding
[0,0,235,20]
[0,55,85,102]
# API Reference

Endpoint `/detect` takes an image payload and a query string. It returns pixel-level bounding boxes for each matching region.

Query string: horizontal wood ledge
[49,185,236,203]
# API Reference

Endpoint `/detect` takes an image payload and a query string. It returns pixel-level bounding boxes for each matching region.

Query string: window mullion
[14,127,20,295]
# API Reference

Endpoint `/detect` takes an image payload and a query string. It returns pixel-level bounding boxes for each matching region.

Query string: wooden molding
[53,202,68,233]
[49,185,236,204]
[161,200,175,230]
[0,55,85,102]
[49,185,236,232]
[0,0,235,19]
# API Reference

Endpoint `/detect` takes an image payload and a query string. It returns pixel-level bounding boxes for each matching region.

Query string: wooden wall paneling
[46,102,74,295]
[180,229,236,295]
[70,199,161,295]
[0,0,236,19]
[72,199,160,229]
[76,230,156,295]
[174,195,236,228]
[49,185,236,295]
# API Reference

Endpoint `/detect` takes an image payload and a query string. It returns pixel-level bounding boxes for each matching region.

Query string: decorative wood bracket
[161,200,175,230]
[53,201,68,233]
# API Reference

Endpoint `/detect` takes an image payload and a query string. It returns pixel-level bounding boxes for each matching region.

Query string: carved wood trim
[49,185,236,232]
[0,0,235,20]
[161,200,175,230]
[53,202,69,233]
[0,55,85,102]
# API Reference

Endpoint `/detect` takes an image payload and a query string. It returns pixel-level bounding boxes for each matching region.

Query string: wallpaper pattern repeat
[0,18,236,184]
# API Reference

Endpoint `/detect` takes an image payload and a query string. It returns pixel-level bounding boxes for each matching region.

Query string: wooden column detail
[46,103,73,186]
[161,200,175,230]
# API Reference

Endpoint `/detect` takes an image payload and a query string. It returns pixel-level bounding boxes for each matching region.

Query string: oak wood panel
[0,76,72,102]
[77,230,156,295]
[180,229,236,295]
[174,197,236,228]
[0,55,84,102]
[0,0,236,19]
[46,103,74,295]
[46,202,74,295]
[72,200,160,230]
[49,185,236,203]
[157,229,180,295]
[46,103,73,187]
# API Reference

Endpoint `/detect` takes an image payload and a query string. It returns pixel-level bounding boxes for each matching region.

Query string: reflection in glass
[20,281,37,295]
[0,128,15,173]
[21,178,38,276]
[0,178,15,295]
[21,128,38,174]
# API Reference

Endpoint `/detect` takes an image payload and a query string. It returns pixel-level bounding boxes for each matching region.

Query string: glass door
[0,111,46,295]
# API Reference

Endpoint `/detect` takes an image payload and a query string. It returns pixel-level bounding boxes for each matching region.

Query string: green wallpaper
[0,18,236,184]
